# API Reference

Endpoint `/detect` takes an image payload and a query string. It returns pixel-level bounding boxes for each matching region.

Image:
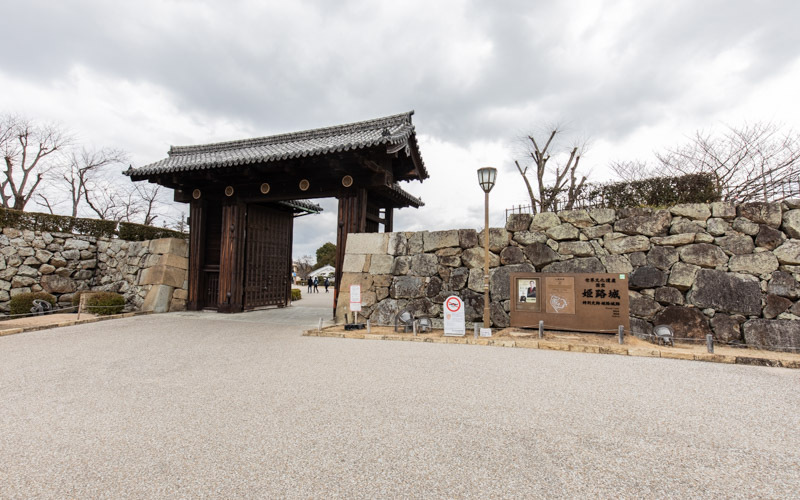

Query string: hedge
[586,173,721,209]
[9,292,57,316]
[84,291,125,315]
[0,207,187,242]
[291,289,302,301]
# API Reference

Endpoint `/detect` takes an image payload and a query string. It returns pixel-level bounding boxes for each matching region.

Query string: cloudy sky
[2,0,799,259]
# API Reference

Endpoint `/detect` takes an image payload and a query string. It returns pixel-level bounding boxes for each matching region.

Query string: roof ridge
[169,111,415,156]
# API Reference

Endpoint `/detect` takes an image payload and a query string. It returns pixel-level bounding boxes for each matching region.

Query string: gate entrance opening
[125,112,428,315]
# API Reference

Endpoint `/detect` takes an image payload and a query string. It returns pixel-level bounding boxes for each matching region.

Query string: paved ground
[1,290,799,498]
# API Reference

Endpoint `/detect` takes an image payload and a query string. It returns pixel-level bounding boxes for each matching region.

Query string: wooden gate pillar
[334,188,368,316]
[187,199,206,311]
[218,200,246,313]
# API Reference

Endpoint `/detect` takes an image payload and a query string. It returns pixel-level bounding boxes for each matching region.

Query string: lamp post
[477,166,497,329]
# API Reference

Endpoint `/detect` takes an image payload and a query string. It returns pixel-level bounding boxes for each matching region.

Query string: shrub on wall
[0,207,187,241]
[84,292,125,315]
[9,292,57,316]
[587,173,721,208]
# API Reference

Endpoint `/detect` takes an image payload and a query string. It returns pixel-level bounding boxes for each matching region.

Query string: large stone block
[505,213,532,232]
[369,299,401,326]
[773,239,800,265]
[368,254,395,275]
[614,210,671,236]
[390,276,426,299]
[530,212,561,231]
[146,253,189,270]
[629,291,662,320]
[728,253,779,276]
[654,286,684,305]
[588,208,615,225]
[667,262,701,291]
[40,275,76,293]
[629,266,667,290]
[449,267,469,290]
[489,263,535,301]
[647,246,679,270]
[743,319,800,352]
[387,233,408,256]
[461,248,500,268]
[679,243,729,268]
[732,217,760,236]
[763,294,792,319]
[546,223,579,241]
[782,209,800,239]
[558,209,594,228]
[64,238,91,250]
[499,246,525,265]
[670,203,711,221]
[670,220,705,234]
[16,265,39,278]
[582,224,612,240]
[604,235,650,254]
[755,225,785,250]
[423,230,460,252]
[467,268,485,293]
[142,284,174,313]
[711,202,736,219]
[558,241,594,257]
[477,228,511,252]
[715,234,754,255]
[710,314,744,343]
[345,233,388,255]
[409,254,439,277]
[706,218,729,236]
[600,255,633,274]
[148,237,189,257]
[458,229,478,249]
[342,254,367,273]
[737,202,783,228]
[652,306,711,339]
[139,265,186,288]
[522,242,559,268]
[767,271,799,299]
[512,231,548,245]
[688,270,761,316]
[650,233,695,246]
[542,257,605,273]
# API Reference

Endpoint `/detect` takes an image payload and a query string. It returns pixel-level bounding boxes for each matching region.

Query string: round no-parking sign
[443,295,465,336]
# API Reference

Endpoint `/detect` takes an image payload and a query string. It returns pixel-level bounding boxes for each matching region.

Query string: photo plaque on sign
[509,272,630,334]
[515,277,541,311]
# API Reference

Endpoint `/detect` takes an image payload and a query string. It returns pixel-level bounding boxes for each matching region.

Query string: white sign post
[349,284,362,312]
[443,295,465,336]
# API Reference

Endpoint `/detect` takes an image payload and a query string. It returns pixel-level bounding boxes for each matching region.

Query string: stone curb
[0,311,154,337]
[302,327,800,369]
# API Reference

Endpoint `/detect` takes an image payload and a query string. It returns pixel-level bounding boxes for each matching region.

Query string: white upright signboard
[349,284,362,312]
[443,295,465,336]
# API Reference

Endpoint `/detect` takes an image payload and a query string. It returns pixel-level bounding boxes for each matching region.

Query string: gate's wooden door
[244,205,293,309]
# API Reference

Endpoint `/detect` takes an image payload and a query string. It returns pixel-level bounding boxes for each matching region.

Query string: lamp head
[477,166,497,193]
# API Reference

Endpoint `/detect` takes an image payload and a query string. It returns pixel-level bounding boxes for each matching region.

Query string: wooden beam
[187,199,206,311]
[217,200,246,313]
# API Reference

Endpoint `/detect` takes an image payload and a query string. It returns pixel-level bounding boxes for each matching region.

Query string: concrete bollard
[618,325,624,344]
[706,334,714,353]
[318,318,322,331]
[366,319,371,333]
[538,320,544,339]
[474,324,479,339]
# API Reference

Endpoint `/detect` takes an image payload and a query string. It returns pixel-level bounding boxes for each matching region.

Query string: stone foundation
[0,228,188,313]
[336,200,800,351]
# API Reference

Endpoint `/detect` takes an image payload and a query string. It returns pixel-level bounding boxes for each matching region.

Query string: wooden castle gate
[126,112,427,315]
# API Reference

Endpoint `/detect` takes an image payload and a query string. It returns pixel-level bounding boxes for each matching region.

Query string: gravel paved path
[1,292,799,498]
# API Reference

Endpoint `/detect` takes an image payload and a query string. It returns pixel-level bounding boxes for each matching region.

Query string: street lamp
[477,166,497,329]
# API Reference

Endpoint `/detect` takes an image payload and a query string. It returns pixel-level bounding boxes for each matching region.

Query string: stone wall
[0,227,188,314]
[335,200,800,351]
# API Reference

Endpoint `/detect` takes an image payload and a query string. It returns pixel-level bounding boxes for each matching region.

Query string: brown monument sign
[509,273,630,334]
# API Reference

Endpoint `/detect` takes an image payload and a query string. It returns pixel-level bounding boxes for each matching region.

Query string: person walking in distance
[307,277,313,294]
[324,277,330,293]
[313,276,319,293]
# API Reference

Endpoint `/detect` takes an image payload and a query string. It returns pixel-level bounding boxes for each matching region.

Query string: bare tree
[514,128,589,213]
[60,147,127,217]
[294,255,315,280]
[1,114,70,210]
[134,183,165,225]
[609,160,656,182]
[656,122,800,202]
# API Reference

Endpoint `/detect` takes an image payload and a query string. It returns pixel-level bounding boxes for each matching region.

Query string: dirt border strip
[0,311,154,337]
[303,327,800,369]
